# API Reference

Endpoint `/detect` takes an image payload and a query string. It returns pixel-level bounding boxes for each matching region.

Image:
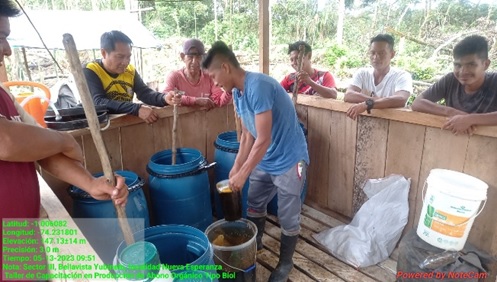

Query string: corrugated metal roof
[8,10,161,50]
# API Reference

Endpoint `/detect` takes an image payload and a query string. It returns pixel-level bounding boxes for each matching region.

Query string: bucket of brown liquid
[216,180,242,221]
[205,219,257,281]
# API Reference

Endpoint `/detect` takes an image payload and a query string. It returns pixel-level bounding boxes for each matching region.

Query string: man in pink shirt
[164,39,231,109]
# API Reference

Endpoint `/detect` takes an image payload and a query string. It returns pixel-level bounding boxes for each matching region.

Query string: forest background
[8,0,497,97]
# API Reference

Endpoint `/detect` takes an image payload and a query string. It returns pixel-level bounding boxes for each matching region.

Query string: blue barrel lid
[147,148,206,176]
[214,131,240,151]
[119,241,160,266]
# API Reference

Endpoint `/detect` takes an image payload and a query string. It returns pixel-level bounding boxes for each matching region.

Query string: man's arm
[344,85,374,103]
[306,71,337,98]
[0,117,82,162]
[280,75,292,93]
[210,83,232,107]
[411,96,465,117]
[411,75,466,117]
[307,81,337,98]
[229,111,272,191]
[133,71,167,107]
[230,122,255,177]
[465,112,497,126]
[344,88,369,102]
[84,68,140,115]
[346,90,410,120]
[38,154,128,205]
[373,90,410,108]
[163,71,198,106]
[442,112,497,135]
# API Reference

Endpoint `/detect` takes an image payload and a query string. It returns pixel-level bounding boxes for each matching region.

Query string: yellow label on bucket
[430,220,467,238]
[424,205,469,238]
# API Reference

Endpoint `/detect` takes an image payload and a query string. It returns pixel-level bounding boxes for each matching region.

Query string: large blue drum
[68,170,150,265]
[213,131,249,219]
[147,148,214,231]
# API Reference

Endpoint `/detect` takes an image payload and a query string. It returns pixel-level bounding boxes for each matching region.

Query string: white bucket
[416,169,488,251]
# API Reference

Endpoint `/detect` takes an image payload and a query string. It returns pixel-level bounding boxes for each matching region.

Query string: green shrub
[324,44,347,66]
[340,54,364,69]
[395,54,437,82]
[411,66,436,81]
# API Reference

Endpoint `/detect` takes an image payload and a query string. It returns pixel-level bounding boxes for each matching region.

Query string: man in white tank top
[345,34,413,120]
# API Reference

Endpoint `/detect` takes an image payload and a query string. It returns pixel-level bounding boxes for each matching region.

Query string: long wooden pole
[171,90,184,165]
[62,33,134,246]
[172,103,178,165]
[292,44,305,106]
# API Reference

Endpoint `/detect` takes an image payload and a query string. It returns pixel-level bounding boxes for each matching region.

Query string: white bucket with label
[416,169,488,251]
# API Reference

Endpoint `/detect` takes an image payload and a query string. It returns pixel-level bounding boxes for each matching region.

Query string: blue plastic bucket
[114,225,217,279]
[213,131,249,219]
[68,170,150,264]
[147,148,214,231]
[267,123,308,216]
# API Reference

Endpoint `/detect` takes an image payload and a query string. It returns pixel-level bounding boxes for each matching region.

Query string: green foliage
[16,0,497,84]
[323,44,365,71]
[412,67,436,81]
[142,1,213,39]
[271,0,337,47]
[395,53,438,81]
[324,44,347,66]
[405,94,416,107]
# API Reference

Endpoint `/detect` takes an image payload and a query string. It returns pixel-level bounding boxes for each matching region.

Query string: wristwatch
[365,99,374,114]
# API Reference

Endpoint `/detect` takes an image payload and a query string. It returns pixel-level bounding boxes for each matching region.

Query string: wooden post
[258,0,270,74]
[62,33,135,246]
[21,47,32,82]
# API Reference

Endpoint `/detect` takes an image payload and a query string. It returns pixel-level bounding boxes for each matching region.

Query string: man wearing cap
[163,39,231,110]
[84,30,169,124]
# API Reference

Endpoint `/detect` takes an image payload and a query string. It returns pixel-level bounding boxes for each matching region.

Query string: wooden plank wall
[300,96,497,279]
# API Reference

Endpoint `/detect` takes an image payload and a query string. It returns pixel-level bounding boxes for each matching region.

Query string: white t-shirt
[350,67,413,98]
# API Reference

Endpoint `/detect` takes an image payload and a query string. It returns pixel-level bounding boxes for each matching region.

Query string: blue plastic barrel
[68,170,150,264]
[115,225,217,279]
[267,123,308,216]
[213,131,249,219]
[147,148,214,231]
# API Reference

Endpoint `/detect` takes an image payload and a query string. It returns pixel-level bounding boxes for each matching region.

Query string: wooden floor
[254,205,398,282]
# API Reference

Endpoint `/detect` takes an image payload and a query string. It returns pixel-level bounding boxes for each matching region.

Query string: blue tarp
[8,10,161,50]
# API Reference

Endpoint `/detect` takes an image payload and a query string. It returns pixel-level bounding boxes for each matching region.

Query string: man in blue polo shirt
[203,41,309,282]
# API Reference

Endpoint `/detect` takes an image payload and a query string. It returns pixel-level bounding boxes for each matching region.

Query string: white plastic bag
[313,174,410,268]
